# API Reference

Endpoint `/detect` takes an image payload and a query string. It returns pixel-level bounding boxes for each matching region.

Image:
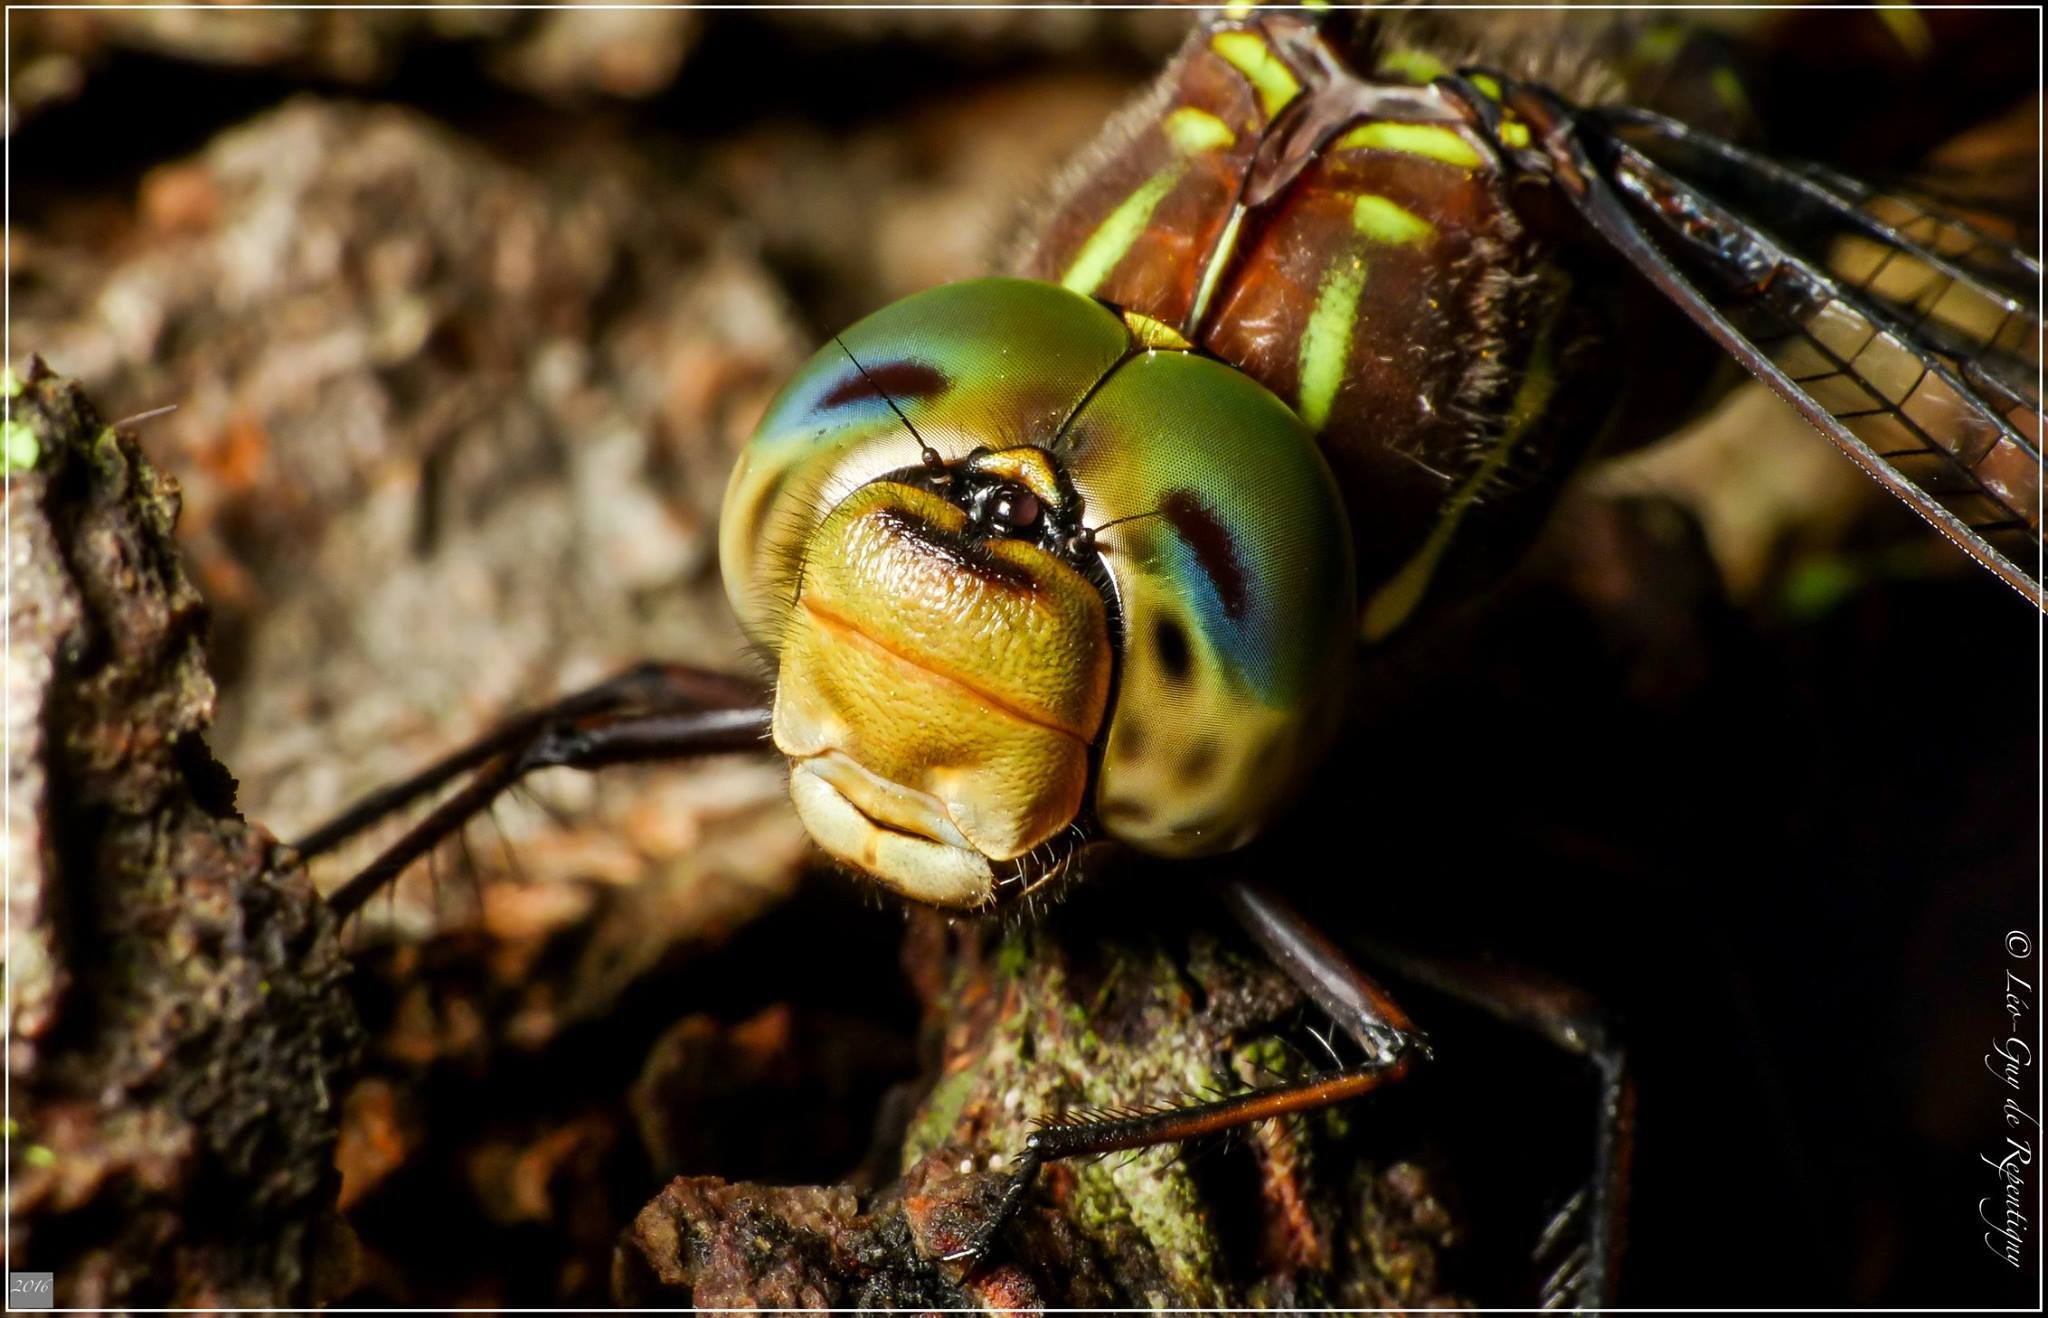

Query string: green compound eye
[1058,348,1355,859]
[722,277,1356,892]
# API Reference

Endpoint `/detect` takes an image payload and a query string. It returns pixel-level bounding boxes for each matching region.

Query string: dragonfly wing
[1545,102,2043,607]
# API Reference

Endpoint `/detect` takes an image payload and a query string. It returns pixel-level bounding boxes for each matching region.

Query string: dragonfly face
[720,278,1355,906]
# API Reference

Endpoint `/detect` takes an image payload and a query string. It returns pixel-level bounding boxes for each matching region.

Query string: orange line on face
[799,597,1093,745]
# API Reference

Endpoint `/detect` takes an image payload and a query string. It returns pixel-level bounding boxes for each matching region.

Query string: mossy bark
[621,900,1467,1309]
[4,362,362,1307]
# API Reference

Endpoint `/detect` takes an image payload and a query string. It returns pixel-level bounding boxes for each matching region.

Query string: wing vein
[1536,108,2042,608]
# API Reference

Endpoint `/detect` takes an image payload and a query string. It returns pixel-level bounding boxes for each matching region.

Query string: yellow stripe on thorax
[1064,103,1246,299]
[1163,107,1237,155]
[1351,194,1436,247]
[1061,168,1180,296]
[1297,258,1367,432]
[1334,121,1482,170]
[1376,48,1449,85]
[1210,30,1302,118]
[1295,196,1440,431]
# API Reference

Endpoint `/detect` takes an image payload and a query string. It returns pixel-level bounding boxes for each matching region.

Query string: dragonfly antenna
[1090,509,1162,534]
[1071,508,1162,555]
[834,335,944,472]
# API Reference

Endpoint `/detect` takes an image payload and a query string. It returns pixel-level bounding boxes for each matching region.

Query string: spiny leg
[301,663,770,919]
[1356,940,1633,1311]
[945,877,1430,1265]
[296,662,762,859]
[947,1055,1417,1265]
[326,704,770,918]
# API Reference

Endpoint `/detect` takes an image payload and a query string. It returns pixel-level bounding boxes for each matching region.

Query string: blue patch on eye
[1159,523,1283,703]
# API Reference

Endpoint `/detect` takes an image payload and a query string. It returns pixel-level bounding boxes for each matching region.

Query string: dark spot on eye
[1178,739,1218,784]
[1160,489,1248,620]
[820,360,949,409]
[1152,617,1192,683]
[1113,720,1146,759]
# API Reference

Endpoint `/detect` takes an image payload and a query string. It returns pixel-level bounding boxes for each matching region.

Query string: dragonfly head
[721,279,1354,908]
[771,452,1113,907]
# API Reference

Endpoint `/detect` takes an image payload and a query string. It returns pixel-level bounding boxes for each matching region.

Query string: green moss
[23,1144,55,1169]
[93,425,128,468]
[1103,1151,1221,1301]
[994,929,1032,979]
[77,423,134,490]
[902,927,1347,1301]
[3,418,41,473]
[1064,1174,1128,1243]
[1,366,23,398]
[1060,1146,1223,1303]
[1231,1035,1294,1085]
[904,1065,981,1164]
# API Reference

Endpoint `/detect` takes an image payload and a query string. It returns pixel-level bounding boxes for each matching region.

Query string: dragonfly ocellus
[301,6,2043,1306]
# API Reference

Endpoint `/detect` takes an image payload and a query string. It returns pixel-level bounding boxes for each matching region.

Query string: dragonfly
[296,5,2042,1307]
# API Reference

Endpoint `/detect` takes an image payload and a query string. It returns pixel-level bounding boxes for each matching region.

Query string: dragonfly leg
[1215,878,1432,1063]
[944,1055,1418,1266]
[944,877,1430,1266]
[1357,941,1633,1311]
[303,662,769,918]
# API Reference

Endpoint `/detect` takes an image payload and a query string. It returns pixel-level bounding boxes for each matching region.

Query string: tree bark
[4,362,362,1308]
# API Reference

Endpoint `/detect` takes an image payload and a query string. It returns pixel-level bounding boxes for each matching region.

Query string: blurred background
[7,2,2039,1307]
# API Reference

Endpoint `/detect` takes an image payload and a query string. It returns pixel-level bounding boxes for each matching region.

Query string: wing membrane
[1560,104,2043,607]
